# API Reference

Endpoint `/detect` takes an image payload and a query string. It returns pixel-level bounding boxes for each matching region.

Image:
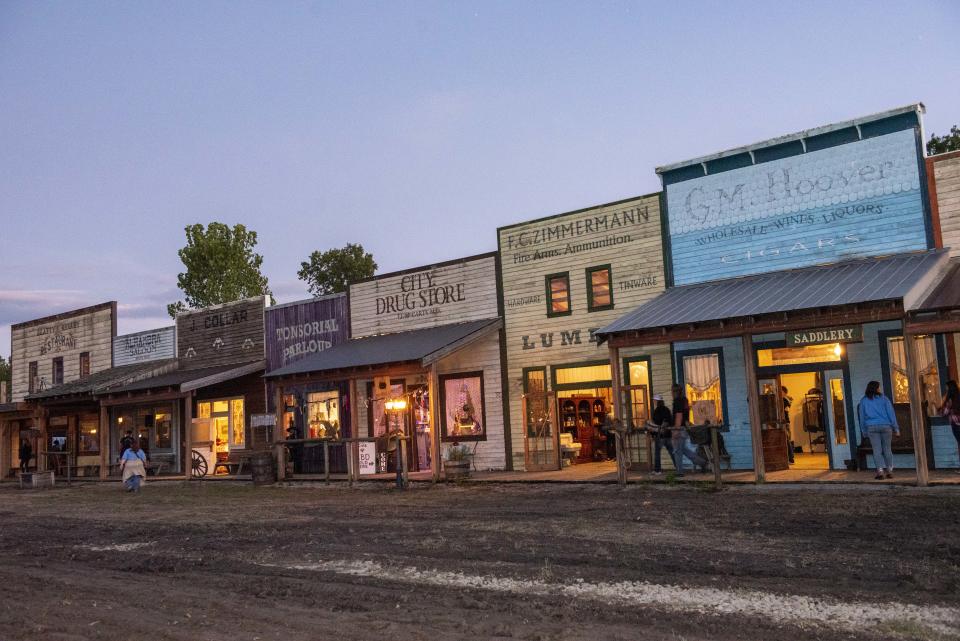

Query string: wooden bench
[213,451,259,476]
[856,410,916,470]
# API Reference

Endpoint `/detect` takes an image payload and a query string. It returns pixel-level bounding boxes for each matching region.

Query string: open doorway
[780,372,828,470]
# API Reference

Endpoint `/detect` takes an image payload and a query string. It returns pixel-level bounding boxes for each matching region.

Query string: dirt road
[0,481,958,641]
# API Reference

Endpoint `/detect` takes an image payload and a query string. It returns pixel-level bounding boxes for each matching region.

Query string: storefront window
[626,359,650,424]
[757,344,843,367]
[545,273,571,317]
[198,398,246,449]
[887,336,941,416]
[682,353,723,425]
[441,372,485,441]
[154,411,172,449]
[307,391,340,439]
[586,265,613,311]
[523,369,550,437]
[231,399,245,446]
[78,418,99,455]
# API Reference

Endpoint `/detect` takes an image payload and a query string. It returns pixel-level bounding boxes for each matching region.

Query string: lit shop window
[757,344,842,367]
[440,373,486,441]
[887,336,941,416]
[307,391,340,439]
[197,398,246,451]
[586,265,613,311]
[682,354,723,425]
[545,273,572,317]
[79,418,100,455]
[626,359,650,424]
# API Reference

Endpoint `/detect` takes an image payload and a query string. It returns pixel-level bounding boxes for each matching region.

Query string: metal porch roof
[105,360,265,395]
[26,359,178,401]
[265,318,502,378]
[598,250,949,337]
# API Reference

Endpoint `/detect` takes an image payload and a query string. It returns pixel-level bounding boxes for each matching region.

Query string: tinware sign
[666,128,927,285]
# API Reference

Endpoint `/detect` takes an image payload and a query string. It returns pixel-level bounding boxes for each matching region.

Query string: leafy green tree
[167,222,272,318]
[927,125,960,155]
[297,243,377,296]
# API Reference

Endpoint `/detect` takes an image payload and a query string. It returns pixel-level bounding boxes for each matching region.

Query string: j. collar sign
[786,325,862,347]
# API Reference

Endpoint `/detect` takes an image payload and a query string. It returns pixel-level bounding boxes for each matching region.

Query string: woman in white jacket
[120,439,147,492]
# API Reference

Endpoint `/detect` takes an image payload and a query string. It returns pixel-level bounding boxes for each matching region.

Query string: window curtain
[683,354,721,393]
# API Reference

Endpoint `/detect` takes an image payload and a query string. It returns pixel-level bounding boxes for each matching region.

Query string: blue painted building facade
[656,104,956,471]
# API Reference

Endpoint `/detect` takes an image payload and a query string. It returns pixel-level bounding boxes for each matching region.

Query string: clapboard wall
[10,302,116,401]
[497,194,669,470]
[349,254,499,337]
[176,297,266,370]
[931,151,960,256]
[113,326,176,366]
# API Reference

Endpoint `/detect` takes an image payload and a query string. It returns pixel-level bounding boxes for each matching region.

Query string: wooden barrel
[250,452,276,485]
[762,428,790,472]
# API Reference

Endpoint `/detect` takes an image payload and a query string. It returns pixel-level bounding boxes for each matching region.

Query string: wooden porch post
[429,364,441,483]
[183,392,193,478]
[903,328,930,486]
[37,410,48,472]
[742,333,765,482]
[0,420,8,478]
[608,344,626,486]
[99,404,109,479]
[349,377,360,483]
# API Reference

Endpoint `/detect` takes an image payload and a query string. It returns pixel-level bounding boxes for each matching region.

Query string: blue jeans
[867,426,895,472]
[653,436,674,472]
[671,430,706,474]
[124,475,143,492]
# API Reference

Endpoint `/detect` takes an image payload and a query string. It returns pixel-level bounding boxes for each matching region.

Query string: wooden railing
[273,435,412,486]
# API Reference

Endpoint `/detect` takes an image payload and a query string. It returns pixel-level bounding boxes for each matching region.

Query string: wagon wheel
[191,450,208,478]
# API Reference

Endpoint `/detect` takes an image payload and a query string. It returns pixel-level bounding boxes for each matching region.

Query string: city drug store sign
[350,255,499,336]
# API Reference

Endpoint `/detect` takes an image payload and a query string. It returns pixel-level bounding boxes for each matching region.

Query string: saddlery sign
[786,325,863,347]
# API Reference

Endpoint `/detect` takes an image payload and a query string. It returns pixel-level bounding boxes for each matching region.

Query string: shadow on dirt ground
[0,481,958,641]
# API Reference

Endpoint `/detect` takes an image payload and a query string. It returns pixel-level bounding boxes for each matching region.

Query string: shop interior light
[385,398,408,412]
[118,416,124,424]
[834,344,843,357]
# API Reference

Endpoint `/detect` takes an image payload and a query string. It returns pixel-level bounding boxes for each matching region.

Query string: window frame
[52,357,64,386]
[28,361,38,394]
[438,371,488,442]
[79,352,90,379]
[674,347,729,427]
[544,272,573,318]
[197,396,246,449]
[878,329,948,421]
[622,355,653,426]
[585,264,614,312]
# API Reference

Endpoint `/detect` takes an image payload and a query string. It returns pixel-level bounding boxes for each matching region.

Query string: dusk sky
[1,1,958,358]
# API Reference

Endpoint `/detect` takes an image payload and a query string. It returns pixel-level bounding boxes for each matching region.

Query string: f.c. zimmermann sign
[786,325,862,347]
[503,204,651,261]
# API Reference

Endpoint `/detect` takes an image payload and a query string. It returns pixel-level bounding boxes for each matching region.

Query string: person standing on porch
[857,381,899,480]
[19,439,32,474]
[939,380,960,474]
[649,394,674,475]
[670,384,708,476]
[120,440,147,492]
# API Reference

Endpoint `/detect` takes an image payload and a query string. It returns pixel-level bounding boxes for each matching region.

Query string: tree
[0,355,10,400]
[167,222,273,318]
[297,243,377,296]
[927,125,960,155]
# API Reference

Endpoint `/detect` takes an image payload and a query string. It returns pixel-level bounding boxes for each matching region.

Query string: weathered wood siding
[113,326,176,366]
[932,153,960,256]
[176,297,266,370]
[265,294,349,372]
[497,195,669,470]
[10,302,116,401]
[349,254,499,337]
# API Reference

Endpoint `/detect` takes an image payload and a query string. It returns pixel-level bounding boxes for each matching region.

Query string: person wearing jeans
[857,380,899,480]
[669,384,708,476]
[649,395,674,474]
[939,380,960,474]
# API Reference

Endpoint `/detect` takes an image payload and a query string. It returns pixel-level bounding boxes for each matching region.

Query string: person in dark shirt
[670,384,708,476]
[19,439,32,474]
[649,395,674,475]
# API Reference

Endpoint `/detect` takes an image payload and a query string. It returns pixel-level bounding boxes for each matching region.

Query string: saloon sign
[786,325,863,347]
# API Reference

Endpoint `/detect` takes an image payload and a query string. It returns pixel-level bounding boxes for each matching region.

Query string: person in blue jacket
[857,380,899,480]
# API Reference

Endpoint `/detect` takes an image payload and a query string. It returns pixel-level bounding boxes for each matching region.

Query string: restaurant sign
[786,325,862,347]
